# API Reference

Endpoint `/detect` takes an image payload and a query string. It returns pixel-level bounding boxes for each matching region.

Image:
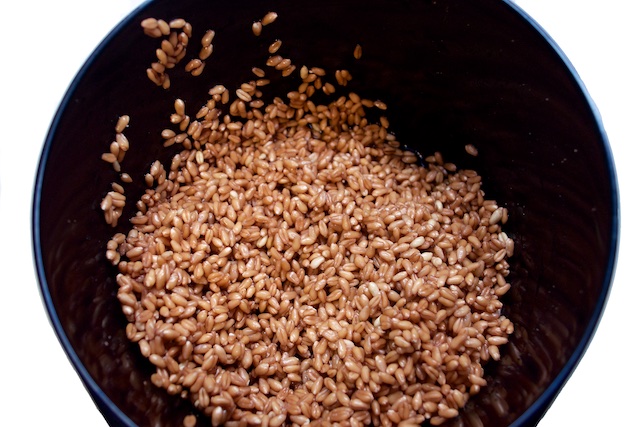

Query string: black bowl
[33,0,618,426]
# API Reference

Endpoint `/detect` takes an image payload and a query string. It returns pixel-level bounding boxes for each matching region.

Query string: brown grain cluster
[109,90,513,427]
[100,115,131,227]
[142,18,201,87]
[252,11,279,37]
[106,12,514,427]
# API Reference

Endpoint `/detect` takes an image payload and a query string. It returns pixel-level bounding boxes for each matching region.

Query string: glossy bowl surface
[33,0,618,426]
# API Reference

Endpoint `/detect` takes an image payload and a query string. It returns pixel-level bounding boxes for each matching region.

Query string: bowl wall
[33,0,618,426]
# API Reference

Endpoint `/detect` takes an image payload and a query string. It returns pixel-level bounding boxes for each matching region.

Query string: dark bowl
[32,0,618,426]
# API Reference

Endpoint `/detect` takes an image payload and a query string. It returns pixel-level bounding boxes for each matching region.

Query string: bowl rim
[31,0,620,426]
[500,1,620,425]
[31,1,152,425]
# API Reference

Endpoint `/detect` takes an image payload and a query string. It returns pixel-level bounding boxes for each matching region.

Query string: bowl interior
[34,0,617,426]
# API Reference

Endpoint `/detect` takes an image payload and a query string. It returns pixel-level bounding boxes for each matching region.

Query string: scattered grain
[268,39,282,54]
[115,115,130,133]
[261,11,278,26]
[354,43,362,59]
[252,21,262,36]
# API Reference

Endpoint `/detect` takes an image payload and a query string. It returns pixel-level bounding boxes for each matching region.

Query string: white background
[1,0,637,425]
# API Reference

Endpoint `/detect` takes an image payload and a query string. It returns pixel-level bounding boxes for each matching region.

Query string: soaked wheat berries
[107,13,515,427]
